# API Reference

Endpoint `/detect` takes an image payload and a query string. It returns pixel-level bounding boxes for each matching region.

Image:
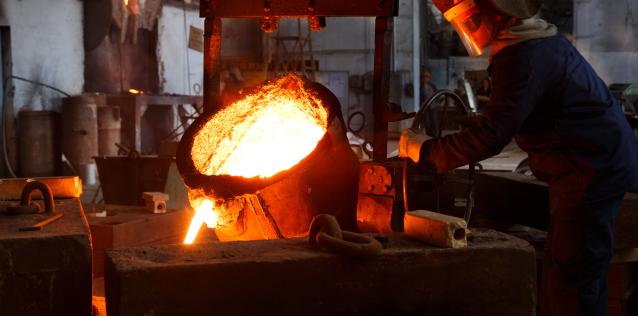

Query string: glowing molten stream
[184,199,219,244]
[183,74,328,244]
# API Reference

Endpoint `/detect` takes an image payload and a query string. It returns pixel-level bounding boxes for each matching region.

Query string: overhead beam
[201,0,398,18]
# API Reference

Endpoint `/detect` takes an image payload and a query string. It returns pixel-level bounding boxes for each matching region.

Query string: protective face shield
[443,0,497,57]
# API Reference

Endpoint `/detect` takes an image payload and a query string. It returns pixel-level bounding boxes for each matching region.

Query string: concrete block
[105,229,536,316]
[88,205,193,277]
[0,199,92,315]
[404,210,468,248]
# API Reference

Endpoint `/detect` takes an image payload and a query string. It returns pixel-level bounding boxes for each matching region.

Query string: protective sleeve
[419,50,546,174]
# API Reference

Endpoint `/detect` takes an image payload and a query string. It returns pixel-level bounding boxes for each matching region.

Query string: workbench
[0,199,92,315]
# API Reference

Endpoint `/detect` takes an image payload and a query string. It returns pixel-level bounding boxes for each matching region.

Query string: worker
[475,77,491,111]
[420,68,438,104]
[399,0,638,315]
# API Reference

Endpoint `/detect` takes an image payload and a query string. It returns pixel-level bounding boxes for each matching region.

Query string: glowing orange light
[123,0,129,6]
[183,199,219,245]
[128,88,142,94]
[190,74,328,178]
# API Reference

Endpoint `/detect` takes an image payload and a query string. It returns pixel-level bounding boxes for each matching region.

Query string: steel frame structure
[200,0,398,161]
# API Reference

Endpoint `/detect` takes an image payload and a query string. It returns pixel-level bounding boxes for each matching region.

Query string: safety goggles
[443,0,497,56]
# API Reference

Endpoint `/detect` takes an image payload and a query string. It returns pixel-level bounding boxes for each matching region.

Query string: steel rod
[19,213,65,231]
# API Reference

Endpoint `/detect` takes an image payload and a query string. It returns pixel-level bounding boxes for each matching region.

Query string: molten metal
[183,199,219,244]
[190,74,328,179]
[183,74,329,244]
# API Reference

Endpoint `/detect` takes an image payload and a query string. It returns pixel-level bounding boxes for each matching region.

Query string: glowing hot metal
[183,199,219,244]
[190,74,328,179]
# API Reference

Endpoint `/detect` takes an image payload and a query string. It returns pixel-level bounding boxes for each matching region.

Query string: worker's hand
[399,128,432,163]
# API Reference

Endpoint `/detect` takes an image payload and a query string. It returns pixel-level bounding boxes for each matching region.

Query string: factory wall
[302,18,375,77]
[158,5,264,97]
[304,0,417,85]
[0,0,84,112]
[155,1,465,139]
[291,16,376,130]
[276,0,419,137]
[574,0,638,84]
[157,4,203,96]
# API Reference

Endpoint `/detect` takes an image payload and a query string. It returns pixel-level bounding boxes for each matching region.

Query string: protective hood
[442,0,499,56]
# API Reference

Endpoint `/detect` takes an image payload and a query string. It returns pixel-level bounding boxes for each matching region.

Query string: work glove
[399,128,432,163]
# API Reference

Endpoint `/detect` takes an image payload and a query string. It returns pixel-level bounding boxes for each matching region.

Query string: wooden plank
[88,205,194,276]
[201,0,398,18]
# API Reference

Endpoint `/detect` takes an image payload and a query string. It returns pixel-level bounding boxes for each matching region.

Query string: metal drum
[62,95,100,176]
[17,110,62,177]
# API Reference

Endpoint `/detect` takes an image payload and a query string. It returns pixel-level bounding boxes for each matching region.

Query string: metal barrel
[61,95,100,175]
[17,110,62,177]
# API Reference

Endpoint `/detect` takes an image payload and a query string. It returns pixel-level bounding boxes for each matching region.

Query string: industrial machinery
[172,0,482,242]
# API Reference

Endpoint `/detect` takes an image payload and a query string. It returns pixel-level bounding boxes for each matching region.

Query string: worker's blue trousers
[540,166,624,316]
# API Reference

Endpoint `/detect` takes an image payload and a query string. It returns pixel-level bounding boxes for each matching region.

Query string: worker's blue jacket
[421,34,638,201]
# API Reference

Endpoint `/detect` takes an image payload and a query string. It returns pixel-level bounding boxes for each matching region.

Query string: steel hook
[21,181,55,214]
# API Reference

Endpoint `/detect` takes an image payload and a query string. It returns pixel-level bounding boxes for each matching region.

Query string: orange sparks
[183,199,219,245]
